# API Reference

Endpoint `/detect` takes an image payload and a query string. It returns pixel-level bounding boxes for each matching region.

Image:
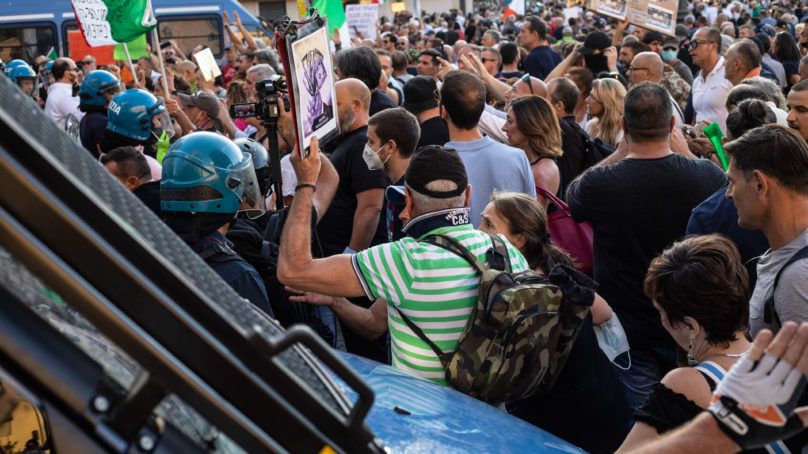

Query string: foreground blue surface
[334,352,587,453]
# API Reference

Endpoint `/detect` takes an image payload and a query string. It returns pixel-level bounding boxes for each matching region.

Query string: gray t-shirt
[749,227,808,336]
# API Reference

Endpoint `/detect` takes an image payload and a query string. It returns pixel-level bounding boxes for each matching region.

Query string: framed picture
[285,20,339,158]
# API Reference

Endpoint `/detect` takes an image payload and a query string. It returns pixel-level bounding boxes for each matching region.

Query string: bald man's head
[628,52,664,85]
[336,78,372,133]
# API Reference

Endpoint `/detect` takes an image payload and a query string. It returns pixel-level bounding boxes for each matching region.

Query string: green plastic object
[156,130,170,164]
[703,122,729,171]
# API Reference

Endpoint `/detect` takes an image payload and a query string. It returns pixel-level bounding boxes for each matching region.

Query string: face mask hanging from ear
[363,143,388,170]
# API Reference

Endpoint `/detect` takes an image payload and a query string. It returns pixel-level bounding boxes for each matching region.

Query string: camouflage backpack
[396,234,595,405]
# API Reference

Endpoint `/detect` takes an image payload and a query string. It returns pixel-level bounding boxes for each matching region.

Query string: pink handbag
[536,185,594,277]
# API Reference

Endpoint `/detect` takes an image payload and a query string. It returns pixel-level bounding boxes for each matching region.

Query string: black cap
[643,31,666,45]
[404,146,468,198]
[403,76,438,114]
[578,31,610,55]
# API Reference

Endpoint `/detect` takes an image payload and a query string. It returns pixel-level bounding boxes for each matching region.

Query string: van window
[157,16,222,58]
[0,23,57,64]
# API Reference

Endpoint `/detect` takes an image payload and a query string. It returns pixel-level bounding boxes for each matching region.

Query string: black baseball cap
[578,31,611,55]
[404,146,468,198]
[403,76,438,115]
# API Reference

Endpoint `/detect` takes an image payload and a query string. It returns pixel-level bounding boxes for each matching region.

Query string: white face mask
[594,312,631,370]
[362,143,388,171]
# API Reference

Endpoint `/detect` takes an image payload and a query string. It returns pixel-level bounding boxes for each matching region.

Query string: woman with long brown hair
[502,95,563,208]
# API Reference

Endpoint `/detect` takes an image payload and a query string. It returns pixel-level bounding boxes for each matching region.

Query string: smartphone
[229,103,257,118]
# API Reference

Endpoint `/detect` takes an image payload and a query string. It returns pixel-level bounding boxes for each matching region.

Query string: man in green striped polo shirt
[278,140,529,385]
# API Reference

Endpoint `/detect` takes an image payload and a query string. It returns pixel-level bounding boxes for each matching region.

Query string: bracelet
[295,184,316,192]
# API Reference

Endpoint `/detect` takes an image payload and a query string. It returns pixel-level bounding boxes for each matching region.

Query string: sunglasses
[521,73,534,94]
[689,39,716,49]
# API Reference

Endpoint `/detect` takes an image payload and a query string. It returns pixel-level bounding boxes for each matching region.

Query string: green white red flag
[71,0,157,47]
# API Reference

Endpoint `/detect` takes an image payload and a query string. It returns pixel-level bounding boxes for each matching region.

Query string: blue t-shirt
[524,45,562,80]
[445,136,536,227]
[686,185,769,286]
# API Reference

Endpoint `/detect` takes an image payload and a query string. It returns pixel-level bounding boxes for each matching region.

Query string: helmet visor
[151,109,175,139]
[230,159,266,219]
[17,77,38,98]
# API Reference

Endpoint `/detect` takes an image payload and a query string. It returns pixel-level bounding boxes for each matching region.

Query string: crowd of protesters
[6,0,808,451]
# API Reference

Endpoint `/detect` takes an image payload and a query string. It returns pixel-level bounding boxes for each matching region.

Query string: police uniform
[193,231,273,317]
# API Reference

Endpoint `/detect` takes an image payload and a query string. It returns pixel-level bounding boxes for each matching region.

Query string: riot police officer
[161,131,273,316]
[101,88,173,160]
[78,70,122,157]
[9,64,37,98]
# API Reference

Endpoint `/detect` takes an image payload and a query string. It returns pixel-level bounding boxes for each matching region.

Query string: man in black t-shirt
[547,77,586,197]
[316,78,387,257]
[402,76,449,149]
[567,83,726,410]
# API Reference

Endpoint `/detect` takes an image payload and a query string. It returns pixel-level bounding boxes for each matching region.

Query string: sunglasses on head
[521,73,534,94]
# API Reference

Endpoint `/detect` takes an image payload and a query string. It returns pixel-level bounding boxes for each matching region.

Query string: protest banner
[346,4,379,40]
[589,0,677,35]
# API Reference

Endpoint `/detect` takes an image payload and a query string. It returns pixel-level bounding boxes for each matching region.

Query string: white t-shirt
[45,82,84,129]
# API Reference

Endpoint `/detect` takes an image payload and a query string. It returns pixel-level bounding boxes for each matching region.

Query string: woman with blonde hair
[501,95,563,208]
[585,78,626,147]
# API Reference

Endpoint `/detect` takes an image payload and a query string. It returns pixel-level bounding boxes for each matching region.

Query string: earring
[687,342,698,367]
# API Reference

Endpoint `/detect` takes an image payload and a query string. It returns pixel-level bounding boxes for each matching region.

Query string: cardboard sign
[193,48,222,81]
[390,2,406,13]
[70,0,117,46]
[563,7,581,24]
[590,0,678,35]
[345,4,379,41]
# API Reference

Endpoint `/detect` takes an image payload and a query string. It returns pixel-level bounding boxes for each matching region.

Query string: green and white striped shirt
[351,224,529,385]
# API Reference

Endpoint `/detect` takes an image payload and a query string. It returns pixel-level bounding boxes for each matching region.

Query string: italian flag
[502,0,525,20]
[71,0,157,47]
[312,0,351,48]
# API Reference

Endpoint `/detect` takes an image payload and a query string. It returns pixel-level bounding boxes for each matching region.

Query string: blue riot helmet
[79,70,121,107]
[161,132,266,219]
[5,59,27,77]
[10,65,37,96]
[233,138,272,197]
[107,88,174,142]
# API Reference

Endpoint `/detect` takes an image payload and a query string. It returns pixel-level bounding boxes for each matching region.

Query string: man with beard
[315,78,388,256]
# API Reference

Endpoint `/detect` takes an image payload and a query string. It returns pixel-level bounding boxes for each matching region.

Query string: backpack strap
[763,245,808,328]
[423,233,511,273]
[394,307,453,367]
[398,233,512,366]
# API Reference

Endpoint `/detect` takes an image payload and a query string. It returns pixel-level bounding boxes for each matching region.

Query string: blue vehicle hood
[333,352,587,453]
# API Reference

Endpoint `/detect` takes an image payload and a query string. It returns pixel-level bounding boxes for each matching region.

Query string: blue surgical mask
[662,49,677,63]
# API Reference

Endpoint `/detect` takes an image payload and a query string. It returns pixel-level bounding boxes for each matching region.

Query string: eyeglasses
[689,39,716,49]
[625,65,649,72]
[521,73,534,94]
[481,58,498,63]
[433,88,440,102]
